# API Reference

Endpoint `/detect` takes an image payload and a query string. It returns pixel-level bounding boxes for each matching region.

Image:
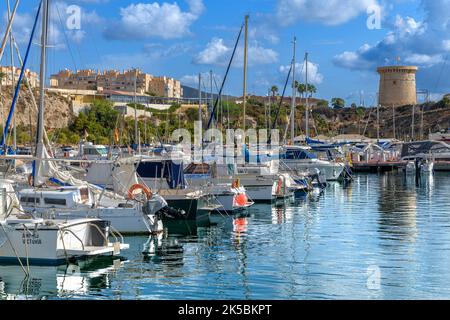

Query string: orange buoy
[128,184,153,200]
[234,194,249,207]
[233,218,248,233]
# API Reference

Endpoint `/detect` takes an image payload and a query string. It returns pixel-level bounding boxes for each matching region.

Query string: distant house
[50,68,183,98]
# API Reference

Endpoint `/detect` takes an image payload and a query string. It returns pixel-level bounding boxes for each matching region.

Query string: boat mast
[198,73,202,138]
[305,52,309,138]
[392,104,396,140]
[210,70,213,111]
[134,68,138,147]
[411,104,415,142]
[290,36,297,145]
[242,15,249,133]
[34,0,49,187]
[7,0,16,158]
[377,104,380,142]
[0,0,19,62]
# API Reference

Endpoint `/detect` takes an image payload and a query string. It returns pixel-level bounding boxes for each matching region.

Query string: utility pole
[290,36,297,144]
[242,15,249,133]
[305,52,310,138]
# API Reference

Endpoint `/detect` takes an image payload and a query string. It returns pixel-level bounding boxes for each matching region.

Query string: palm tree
[270,85,279,99]
[307,84,317,98]
[297,83,307,98]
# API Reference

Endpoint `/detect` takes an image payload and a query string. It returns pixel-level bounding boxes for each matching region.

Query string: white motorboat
[0,180,128,266]
[280,146,345,181]
[17,185,165,235]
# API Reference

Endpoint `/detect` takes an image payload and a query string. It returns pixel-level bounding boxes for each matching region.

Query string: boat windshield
[283,149,317,160]
[97,147,108,156]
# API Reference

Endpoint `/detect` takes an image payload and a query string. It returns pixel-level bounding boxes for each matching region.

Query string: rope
[0,223,29,276]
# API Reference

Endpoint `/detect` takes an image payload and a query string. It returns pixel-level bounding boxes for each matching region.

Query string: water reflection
[4,172,450,299]
[0,258,123,300]
[142,234,184,267]
[377,173,418,242]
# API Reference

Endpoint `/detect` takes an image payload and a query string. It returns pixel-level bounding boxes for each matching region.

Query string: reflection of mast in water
[378,173,418,241]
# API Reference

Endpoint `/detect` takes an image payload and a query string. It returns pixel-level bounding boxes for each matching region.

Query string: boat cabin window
[20,197,40,204]
[44,198,67,206]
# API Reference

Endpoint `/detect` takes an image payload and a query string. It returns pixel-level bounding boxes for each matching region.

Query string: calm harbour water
[2,172,450,300]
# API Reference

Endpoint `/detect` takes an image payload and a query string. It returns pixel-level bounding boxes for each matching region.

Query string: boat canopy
[137,160,186,189]
[281,147,318,160]
[401,141,450,158]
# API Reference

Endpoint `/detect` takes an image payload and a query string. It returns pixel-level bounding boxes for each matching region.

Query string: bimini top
[401,141,450,158]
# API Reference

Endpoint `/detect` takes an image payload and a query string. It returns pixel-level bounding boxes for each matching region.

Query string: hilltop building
[0,66,39,88]
[377,66,418,107]
[50,68,183,98]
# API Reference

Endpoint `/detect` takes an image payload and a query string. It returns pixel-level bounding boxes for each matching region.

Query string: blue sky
[1,0,449,105]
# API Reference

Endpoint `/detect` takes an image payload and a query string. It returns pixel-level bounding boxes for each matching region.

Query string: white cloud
[279,61,324,84]
[104,0,204,40]
[332,0,450,92]
[276,0,379,26]
[443,40,450,51]
[193,38,230,65]
[144,42,192,60]
[404,53,443,67]
[193,38,278,67]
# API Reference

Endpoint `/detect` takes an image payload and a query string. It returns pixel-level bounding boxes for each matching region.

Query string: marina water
[2,172,450,300]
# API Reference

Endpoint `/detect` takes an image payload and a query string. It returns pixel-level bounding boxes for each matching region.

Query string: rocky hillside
[307,99,450,140]
[0,86,74,129]
[1,84,450,143]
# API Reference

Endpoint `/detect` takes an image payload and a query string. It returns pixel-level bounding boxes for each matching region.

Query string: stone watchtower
[377,66,418,107]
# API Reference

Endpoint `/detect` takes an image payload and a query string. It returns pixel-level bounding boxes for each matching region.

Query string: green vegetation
[295,82,317,98]
[331,98,345,109]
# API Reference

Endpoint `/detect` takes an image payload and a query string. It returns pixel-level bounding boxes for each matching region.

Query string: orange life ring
[28,174,33,186]
[128,184,153,200]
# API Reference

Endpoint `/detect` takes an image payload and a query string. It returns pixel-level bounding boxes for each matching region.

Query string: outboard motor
[309,168,328,189]
[156,206,188,220]
[142,194,168,234]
